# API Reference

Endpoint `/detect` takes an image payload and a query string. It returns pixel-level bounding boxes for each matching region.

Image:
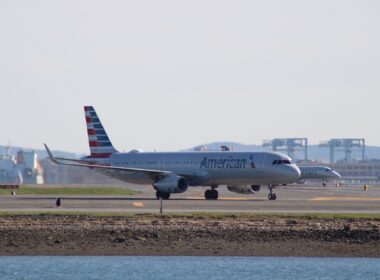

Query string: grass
[0,185,140,196]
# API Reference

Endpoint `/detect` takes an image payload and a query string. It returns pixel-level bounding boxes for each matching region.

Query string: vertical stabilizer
[84,106,118,158]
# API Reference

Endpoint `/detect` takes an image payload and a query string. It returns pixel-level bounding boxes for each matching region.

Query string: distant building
[0,149,44,185]
[15,150,44,184]
[332,160,380,184]
[0,154,23,184]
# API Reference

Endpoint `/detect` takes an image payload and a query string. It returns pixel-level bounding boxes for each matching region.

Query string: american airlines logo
[200,156,255,169]
[249,155,256,168]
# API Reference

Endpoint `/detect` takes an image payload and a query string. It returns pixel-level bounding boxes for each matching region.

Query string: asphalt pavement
[1,184,380,213]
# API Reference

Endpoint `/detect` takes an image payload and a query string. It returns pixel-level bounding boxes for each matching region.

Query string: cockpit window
[272,159,292,165]
[325,168,331,171]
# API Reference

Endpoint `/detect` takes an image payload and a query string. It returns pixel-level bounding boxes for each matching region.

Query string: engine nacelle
[251,185,261,192]
[153,175,189,193]
[227,185,261,194]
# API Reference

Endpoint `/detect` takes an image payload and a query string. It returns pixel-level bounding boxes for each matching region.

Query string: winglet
[44,143,59,164]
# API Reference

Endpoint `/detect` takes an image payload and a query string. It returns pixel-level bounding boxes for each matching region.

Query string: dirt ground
[0,215,379,257]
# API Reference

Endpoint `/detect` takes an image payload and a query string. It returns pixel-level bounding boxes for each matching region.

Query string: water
[0,256,379,280]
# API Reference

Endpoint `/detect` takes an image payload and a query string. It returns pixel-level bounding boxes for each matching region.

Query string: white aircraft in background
[296,166,341,186]
[44,106,300,201]
[226,165,341,196]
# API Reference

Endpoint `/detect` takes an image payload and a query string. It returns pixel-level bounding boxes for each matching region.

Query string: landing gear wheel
[211,189,218,200]
[322,182,327,187]
[204,189,219,200]
[268,193,277,200]
[156,191,170,200]
[205,190,212,200]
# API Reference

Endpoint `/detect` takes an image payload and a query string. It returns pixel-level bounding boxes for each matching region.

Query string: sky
[0,0,379,154]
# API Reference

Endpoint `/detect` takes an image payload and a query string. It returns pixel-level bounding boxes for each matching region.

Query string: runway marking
[132,202,144,207]
[309,197,380,201]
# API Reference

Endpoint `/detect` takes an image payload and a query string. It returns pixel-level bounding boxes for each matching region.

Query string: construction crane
[263,138,308,161]
[319,138,365,164]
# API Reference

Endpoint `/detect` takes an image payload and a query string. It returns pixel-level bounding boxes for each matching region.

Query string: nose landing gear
[268,184,277,200]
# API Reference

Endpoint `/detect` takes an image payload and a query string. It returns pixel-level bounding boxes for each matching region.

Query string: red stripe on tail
[87,129,96,135]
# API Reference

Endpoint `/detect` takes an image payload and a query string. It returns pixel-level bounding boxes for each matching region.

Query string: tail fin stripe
[89,141,98,147]
[89,153,113,158]
[93,124,104,129]
[97,136,110,141]
[92,141,113,147]
[87,129,96,135]
[84,106,117,158]
[94,130,107,135]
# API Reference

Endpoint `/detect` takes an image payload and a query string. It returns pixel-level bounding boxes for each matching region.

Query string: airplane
[227,165,341,196]
[296,166,341,186]
[44,106,301,201]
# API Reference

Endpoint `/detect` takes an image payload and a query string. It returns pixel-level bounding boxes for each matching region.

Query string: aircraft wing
[44,144,172,178]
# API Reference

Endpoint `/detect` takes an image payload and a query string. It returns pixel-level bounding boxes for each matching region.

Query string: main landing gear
[268,184,277,200]
[156,191,170,200]
[204,186,219,200]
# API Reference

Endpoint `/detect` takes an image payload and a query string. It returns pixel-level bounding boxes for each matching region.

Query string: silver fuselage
[299,166,341,181]
[92,151,300,186]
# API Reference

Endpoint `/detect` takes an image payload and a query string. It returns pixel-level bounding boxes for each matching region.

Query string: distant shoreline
[0,215,379,257]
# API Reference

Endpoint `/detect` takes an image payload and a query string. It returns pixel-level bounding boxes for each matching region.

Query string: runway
[1,184,380,213]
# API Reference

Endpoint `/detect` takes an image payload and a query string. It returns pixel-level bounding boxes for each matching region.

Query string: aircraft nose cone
[285,165,301,181]
[293,165,301,179]
[333,171,341,179]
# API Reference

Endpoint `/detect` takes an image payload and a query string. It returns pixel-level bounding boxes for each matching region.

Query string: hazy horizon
[1,1,379,153]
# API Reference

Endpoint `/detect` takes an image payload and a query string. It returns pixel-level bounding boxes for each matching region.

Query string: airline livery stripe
[94,130,107,135]
[89,142,113,147]
[90,147,117,152]
[91,117,101,123]
[93,124,104,129]
[87,121,102,126]
[87,129,96,136]
[89,141,98,147]
[92,142,112,147]
[89,153,113,158]
[97,136,110,141]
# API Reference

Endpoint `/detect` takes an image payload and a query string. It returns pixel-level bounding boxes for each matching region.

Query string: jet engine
[227,185,261,194]
[153,175,189,193]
